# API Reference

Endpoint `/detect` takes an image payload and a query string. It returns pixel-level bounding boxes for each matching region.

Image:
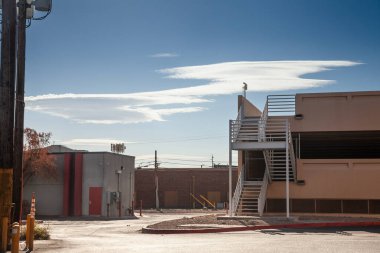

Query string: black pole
[9,0,17,149]
[154,150,159,210]
[13,0,27,223]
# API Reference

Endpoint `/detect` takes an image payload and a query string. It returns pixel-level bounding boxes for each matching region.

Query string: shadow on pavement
[259,226,380,235]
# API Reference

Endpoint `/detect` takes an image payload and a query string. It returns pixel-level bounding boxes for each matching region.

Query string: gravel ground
[147,214,380,230]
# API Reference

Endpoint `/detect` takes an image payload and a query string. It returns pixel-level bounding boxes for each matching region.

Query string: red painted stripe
[63,154,71,216]
[74,153,83,216]
[142,221,380,234]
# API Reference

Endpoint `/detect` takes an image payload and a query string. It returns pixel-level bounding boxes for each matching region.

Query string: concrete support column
[228,120,232,216]
[285,121,290,219]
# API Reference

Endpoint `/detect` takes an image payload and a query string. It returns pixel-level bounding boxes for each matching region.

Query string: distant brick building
[135,168,238,209]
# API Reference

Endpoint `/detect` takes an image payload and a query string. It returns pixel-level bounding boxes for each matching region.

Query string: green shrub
[20,224,50,240]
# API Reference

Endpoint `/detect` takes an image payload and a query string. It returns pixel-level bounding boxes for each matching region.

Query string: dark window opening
[293,131,380,159]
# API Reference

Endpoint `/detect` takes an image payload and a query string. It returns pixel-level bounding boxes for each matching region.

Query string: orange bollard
[11,222,20,253]
[1,217,8,252]
[25,214,30,249]
[30,193,36,218]
[28,217,35,251]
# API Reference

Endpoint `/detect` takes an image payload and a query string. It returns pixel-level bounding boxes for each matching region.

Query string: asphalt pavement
[33,213,380,253]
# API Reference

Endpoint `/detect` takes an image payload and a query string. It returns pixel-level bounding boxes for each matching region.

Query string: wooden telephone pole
[0,0,17,251]
[13,0,27,224]
[0,0,51,249]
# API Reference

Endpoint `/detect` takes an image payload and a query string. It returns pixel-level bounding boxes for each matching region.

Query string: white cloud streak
[150,53,179,58]
[26,60,359,125]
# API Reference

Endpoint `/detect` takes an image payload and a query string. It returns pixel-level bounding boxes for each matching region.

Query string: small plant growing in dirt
[20,224,50,240]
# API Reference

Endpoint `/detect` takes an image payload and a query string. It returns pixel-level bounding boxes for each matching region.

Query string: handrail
[258,171,269,216]
[231,165,244,216]
[237,105,243,121]
[231,118,288,143]
[259,102,268,142]
[200,195,215,209]
[190,193,205,208]
[262,150,272,183]
[267,95,295,116]
[232,106,244,142]
[288,125,297,181]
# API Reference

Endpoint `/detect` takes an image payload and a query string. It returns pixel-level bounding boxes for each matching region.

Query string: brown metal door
[164,191,178,208]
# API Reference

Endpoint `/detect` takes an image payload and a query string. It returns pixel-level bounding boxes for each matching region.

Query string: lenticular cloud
[25,60,359,124]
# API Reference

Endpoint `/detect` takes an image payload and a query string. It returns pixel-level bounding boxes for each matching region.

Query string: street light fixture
[116,166,124,217]
[0,0,52,19]
[34,0,52,12]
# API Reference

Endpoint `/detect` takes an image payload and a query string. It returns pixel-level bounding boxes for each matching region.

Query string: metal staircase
[236,181,261,215]
[230,95,297,216]
[264,149,296,181]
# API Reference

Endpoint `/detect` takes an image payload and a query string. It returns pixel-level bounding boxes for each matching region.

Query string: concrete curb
[142,221,380,234]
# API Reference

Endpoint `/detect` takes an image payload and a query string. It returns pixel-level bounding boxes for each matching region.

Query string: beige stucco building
[229,91,380,216]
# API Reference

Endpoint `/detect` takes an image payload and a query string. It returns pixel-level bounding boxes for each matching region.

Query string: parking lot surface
[34,213,380,253]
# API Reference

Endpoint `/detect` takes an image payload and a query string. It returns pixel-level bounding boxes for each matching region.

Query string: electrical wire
[159,161,211,167]
[130,135,227,145]
[160,158,210,163]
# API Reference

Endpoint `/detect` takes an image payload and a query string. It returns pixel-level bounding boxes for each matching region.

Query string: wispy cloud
[150,53,179,58]
[26,60,359,125]
[158,60,361,95]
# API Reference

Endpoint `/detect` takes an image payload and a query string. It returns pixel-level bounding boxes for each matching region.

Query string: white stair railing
[231,165,244,216]
[230,118,288,143]
[288,125,297,180]
[267,95,295,116]
[258,171,269,216]
[259,102,268,141]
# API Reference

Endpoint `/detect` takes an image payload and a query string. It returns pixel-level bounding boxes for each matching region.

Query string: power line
[160,158,210,163]
[159,161,209,167]
[130,135,227,144]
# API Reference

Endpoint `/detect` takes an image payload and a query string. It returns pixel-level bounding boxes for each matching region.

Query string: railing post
[285,120,290,219]
[228,120,232,216]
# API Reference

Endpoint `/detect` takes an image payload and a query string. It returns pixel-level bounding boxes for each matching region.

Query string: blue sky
[24,0,380,167]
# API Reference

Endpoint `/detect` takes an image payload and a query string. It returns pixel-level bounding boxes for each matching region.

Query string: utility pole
[0,1,17,251]
[0,1,52,250]
[211,154,214,168]
[13,0,27,224]
[154,150,159,210]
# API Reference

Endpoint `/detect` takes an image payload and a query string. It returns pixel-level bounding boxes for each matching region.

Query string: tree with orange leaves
[23,128,57,185]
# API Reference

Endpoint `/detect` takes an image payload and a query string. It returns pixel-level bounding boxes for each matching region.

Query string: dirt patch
[148,214,265,230]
